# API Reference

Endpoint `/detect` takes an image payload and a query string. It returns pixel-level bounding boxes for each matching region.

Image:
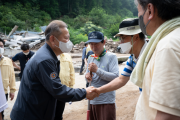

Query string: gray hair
[134,0,138,7]
[45,20,67,41]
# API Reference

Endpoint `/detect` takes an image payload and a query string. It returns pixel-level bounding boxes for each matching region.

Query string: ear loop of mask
[143,7,151,30]
[45,33,60,48]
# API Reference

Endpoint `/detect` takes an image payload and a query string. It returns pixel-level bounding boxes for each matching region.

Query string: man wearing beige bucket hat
[91,18,147,96]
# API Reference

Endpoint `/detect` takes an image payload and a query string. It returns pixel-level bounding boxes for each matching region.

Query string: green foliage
[69,27,88,45]
[73,15,89,29]
[119,8,134,19]
[60,15,75,27]
[79,21,103,35]
[0,2,51,33]
[34,24,41,32]
[104,23,119,39]
[88,7,108,27]
[0,0,138,44]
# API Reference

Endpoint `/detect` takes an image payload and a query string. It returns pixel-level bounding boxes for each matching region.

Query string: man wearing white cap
[92,18,147,96]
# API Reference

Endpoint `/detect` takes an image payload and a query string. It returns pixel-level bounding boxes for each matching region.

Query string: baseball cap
[87,31,104,43]
[115,18,142,37]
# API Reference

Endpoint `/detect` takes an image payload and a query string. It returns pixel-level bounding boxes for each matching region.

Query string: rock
[78,41,85,48]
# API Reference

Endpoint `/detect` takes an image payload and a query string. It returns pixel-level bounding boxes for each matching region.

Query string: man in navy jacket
[10,20,98,120]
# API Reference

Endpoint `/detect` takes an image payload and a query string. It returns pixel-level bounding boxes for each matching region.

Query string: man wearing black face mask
[10,20,98,120]
[129,0,180,120]
[12,44,34,80]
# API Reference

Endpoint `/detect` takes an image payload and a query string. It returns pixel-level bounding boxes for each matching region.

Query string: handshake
[85,86,101,100]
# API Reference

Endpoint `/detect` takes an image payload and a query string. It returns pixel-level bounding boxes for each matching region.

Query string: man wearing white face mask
[91,18,147,96]
[10,20,98,120]
[0,38,16,120]
[12,44,34,79]
[116,18,147,88]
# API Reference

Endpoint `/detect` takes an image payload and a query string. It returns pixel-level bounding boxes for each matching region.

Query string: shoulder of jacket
[106,52,116,57]
[60,53,72,62]
[1,57,12,66]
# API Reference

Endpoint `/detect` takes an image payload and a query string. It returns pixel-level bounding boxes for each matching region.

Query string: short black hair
[0,38,5,46]
[21,44,29,51]
[137,0,180,20]
[85,43,88,46]
[139,32,145,40]
[101,40,104,43]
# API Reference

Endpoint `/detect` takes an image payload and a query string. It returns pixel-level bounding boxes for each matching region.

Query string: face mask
[23,52,29,56]
[0,48,4,55]
[54,37,73,53]
[119,42,132,54]
[139,8,151,36]
[119,36,137,54]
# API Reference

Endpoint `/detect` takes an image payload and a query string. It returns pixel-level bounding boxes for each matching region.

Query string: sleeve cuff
[96,68,102,76]
[10,89,16,93]
[149,101,180,117]
[69,85,74,88]
[82,88,86,98]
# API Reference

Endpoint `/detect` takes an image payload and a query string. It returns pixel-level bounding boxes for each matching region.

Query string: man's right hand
[86,86,99,100]
[85,72,93,82]
[90,87,101,95]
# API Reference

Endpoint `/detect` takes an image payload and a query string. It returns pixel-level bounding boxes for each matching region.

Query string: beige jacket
[59,53,75,88]
[0,56,16,94]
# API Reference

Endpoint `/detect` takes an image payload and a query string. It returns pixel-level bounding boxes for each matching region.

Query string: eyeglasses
[119,36,128,43]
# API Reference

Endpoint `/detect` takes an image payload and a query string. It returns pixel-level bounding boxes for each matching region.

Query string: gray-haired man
[10,20,98,120]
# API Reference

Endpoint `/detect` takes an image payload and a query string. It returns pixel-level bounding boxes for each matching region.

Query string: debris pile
[2,25,121,56]
[105,38,121,53]
[2,25,46,50]
[71,38,120,53]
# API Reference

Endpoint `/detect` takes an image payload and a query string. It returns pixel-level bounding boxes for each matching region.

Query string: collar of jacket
[0,55,4,61]
[45,43,59,63]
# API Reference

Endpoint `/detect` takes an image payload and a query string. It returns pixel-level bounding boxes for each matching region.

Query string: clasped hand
[86,86,99,100]
[86,86,103,100]
[85,63,98,82]
[88,63,98,73]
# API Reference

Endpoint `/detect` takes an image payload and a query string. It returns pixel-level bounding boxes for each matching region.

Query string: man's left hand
[88,63,98,73]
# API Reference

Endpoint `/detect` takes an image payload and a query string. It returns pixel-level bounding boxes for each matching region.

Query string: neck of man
[95,48,104,57]
[132,40,145,59]
[46,42,62,56]
[148,17,166,36]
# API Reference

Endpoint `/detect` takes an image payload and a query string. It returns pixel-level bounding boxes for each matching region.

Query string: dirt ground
[4,62,139,120]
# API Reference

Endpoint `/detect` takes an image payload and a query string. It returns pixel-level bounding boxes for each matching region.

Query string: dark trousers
[80,59,85,73]
[54,100,66,120]
[1,94,8,120]
[90,104,116,120]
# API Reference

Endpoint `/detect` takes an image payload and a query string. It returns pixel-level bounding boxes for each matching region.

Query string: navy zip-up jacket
[10,43,86,120]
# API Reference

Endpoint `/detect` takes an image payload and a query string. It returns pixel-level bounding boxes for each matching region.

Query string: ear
[134,34,139,41]
[147,3,155,20]
[103,40,106,45]
[49,35,56,46]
